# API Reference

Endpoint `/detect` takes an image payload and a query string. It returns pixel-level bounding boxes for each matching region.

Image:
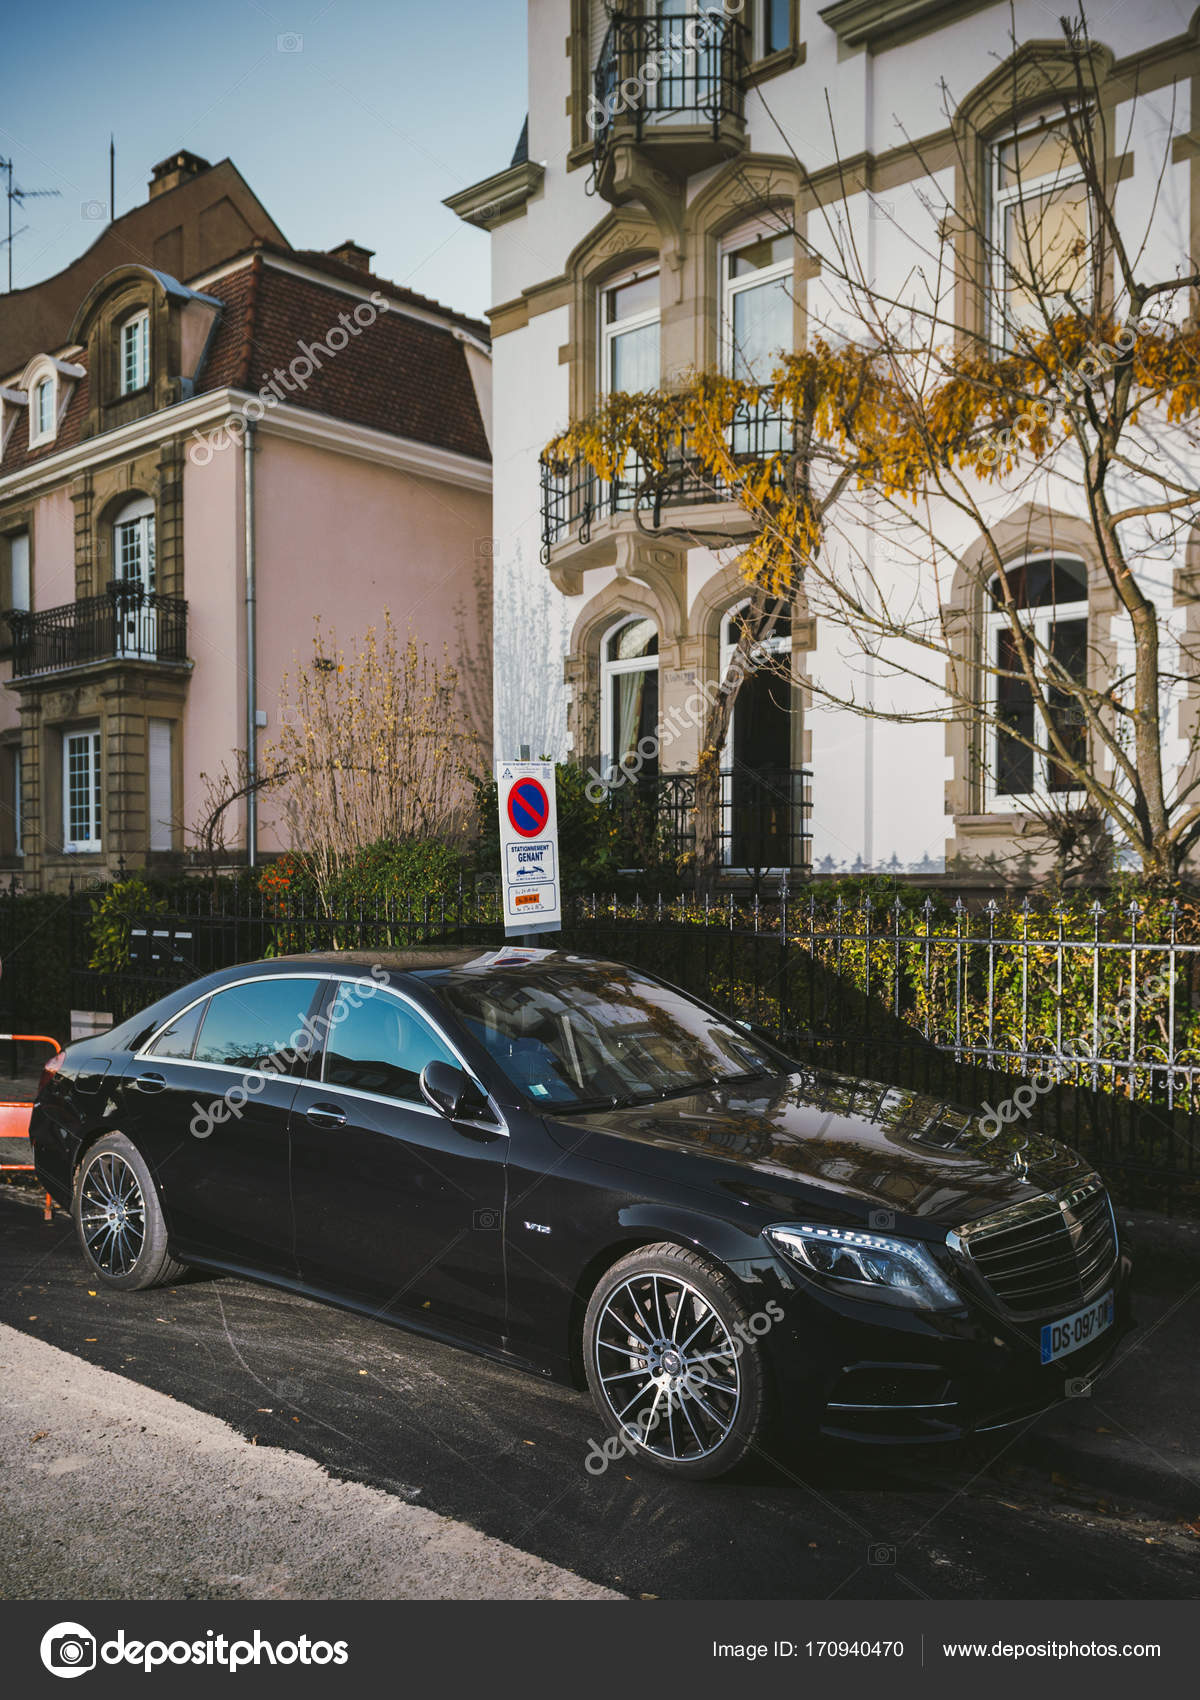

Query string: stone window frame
[949,39,1131,349]
[944,508,1117,835]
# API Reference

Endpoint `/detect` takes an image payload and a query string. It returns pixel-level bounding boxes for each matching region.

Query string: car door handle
[305,1102,346,1129]
[133,1072,167,1094]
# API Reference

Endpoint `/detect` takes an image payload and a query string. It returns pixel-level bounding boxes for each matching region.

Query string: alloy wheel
[594,1271,742,1464]
[79,1150,146,1277]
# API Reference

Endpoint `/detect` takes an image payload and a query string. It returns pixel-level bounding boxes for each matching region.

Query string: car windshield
[431,962,780,1111]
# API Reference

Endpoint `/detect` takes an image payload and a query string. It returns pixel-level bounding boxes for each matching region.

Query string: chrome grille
[950,1178,1118,1318]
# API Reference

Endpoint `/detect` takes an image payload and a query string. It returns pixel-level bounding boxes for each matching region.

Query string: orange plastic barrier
[0,1034,61,1222]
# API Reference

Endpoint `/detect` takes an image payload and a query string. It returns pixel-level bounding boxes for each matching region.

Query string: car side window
[145,999,207,1059]
[192,977,324,1075]
[323,984,459,1105]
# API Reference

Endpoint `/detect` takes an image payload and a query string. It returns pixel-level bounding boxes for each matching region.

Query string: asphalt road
[2,1186,1198,1602]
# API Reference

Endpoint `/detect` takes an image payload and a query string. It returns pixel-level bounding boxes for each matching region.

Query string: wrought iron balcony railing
[592,10,748,160]
[5,584,189,680]
[540,405,794,558]
[596,764,813,874]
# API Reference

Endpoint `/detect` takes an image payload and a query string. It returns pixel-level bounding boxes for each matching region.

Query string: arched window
[601,615,659,775]
[986,557,1088,803]
[112,496,157,658]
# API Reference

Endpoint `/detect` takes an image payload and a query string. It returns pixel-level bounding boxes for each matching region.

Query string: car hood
[544,1066,1091,1228]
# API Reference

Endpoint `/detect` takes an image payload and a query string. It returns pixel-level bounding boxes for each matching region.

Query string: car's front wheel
[583,1242,767,1480]
[73,1133,186,1291]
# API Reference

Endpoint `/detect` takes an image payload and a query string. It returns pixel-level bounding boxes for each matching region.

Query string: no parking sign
[497,760,561,936]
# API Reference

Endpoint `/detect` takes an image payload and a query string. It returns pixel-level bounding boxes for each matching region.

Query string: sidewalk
[0,1324,621,1601]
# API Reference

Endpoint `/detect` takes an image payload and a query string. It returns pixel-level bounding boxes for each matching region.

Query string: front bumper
[764,1249,1134,1443]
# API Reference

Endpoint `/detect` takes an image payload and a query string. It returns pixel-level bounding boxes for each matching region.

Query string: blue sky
[1,0,526,319]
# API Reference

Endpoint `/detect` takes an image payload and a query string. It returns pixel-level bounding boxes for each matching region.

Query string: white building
[450,1,1198,880]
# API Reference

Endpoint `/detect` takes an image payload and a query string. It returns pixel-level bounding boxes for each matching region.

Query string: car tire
[73,1133,186,1292]
[583,1242,767,1481]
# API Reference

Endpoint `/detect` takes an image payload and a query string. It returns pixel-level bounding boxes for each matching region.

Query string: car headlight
[765,1223,962,1312]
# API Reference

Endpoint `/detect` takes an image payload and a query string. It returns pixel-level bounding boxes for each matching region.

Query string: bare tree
[268,612,480,911]
[188,753,288,897]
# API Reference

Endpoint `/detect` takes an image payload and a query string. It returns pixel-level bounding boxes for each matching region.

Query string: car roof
[238,948,626,982]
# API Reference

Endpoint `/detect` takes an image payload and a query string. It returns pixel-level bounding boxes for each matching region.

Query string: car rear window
[145,999,207,1059]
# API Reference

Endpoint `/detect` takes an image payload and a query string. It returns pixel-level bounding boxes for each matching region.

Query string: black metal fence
[47,878,1200,1202]
[601,766,813,873]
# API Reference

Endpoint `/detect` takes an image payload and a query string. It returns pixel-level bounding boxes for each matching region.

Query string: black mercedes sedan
[30,948,1131,1479]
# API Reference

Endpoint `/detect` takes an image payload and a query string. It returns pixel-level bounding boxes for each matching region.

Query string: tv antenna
[0,157,62,291]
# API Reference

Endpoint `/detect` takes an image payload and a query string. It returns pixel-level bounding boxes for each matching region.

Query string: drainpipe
[244,420,258,868]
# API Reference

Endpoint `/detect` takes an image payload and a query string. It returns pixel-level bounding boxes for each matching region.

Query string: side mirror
[420,1060,489,1121]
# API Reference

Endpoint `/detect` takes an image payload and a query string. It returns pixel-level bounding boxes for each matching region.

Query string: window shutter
[148,719,172,852]
[9,531,29,612]
[589,0,612,74]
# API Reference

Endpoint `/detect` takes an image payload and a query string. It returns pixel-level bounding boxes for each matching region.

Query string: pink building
[0,153,492,889]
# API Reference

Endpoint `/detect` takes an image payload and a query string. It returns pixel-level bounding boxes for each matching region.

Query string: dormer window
[121,310,149,394]
[33,379,53,440]
[20,353,85,451]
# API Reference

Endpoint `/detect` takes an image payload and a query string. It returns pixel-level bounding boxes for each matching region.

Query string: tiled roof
[200,258,491,461]
[0,251,489,479]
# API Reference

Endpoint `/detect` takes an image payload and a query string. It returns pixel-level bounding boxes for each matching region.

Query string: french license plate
[1040,1290,1114,1364]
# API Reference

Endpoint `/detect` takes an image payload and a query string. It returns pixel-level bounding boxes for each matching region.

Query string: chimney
[328,239,375,274]
[148,150,212,199]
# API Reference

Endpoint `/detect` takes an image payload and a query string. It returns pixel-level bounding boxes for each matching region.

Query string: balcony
[6,584,189,680]
[603,766,813,875]
[541,404,794,562]
[592,10,748,201]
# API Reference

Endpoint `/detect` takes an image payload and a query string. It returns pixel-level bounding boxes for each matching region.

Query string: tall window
[32,378,54,444]
[63,727,102,853]
[992,113,1090,344]
[987,558,1088,804]
[121,310,150,394]
[755,0,790,59]
[602,616,659,775]
[601,270,660,395]
[114,501,156,591]
[113,497,157,658]
[722,229,792,382]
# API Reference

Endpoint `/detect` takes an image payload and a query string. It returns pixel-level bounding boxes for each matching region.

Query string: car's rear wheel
[73,1134,186,1291]
[583,1242,766,1480]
